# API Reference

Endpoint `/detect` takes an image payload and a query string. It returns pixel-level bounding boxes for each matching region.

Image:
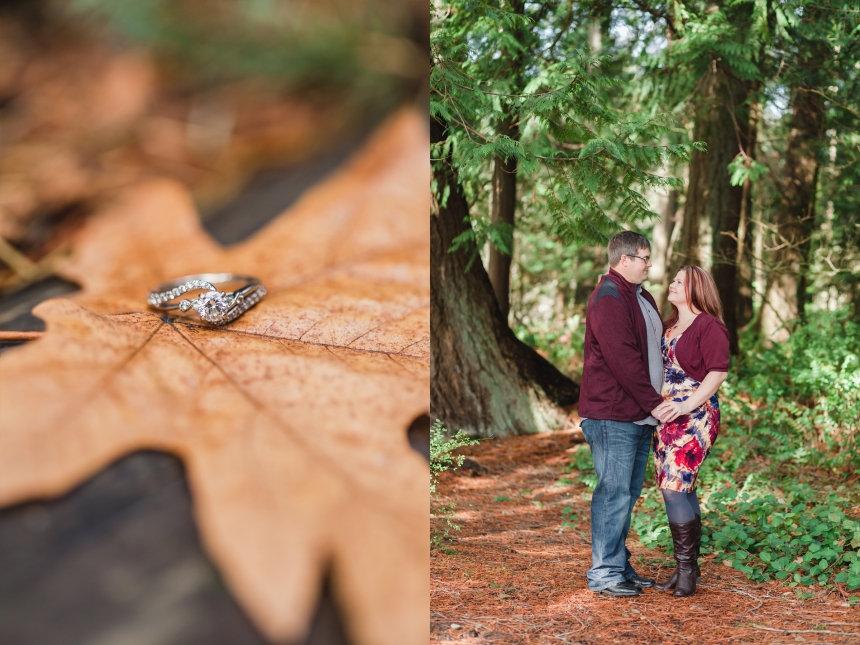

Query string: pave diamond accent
[147,280,215,306]
[213,285,267,325]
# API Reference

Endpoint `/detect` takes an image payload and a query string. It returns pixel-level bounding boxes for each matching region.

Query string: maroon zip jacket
[579,268,664,421]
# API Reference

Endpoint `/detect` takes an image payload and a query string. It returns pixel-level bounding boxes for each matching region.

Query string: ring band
[148,273,267,325]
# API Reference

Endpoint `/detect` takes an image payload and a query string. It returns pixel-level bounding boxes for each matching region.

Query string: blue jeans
[580,419,653,591]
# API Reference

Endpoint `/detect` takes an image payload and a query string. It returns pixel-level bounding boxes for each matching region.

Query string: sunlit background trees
[432,0,859,425]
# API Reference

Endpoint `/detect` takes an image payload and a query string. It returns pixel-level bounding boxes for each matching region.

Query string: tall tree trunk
[710,73,756,355]
[760,88,824,341]
[587,16,602,54]
[734,177,755,329]
[734,98,757,332]
[680,64,755,354]
[487,117,519,321]
[651,188,679,313]
[678,87,709,269]
[431,118,579,437]
[486,0,526,322]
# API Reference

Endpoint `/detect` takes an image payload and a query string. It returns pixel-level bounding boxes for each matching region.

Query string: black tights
[662,488,701,523]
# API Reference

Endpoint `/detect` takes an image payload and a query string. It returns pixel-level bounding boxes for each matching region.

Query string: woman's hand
[657,372,728,423]
[654,399,689,423]
[655,372,728,424]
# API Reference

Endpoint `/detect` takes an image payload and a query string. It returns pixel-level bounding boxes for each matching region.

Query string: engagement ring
[148,273,267,325]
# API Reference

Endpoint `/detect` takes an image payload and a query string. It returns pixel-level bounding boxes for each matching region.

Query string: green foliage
[631,485,673,553]
[560,506,578,530]
[725,309,860,470]
[727,155,769,187]
[563,443,597,491]
[431,419,479,495]
[431,0,699,249]
[502,0,860,351]
[68,0,416,103]
[705,486,860,591]
[632,310,860,589]
[449,219,513,272]
[431,420,480,548]
[636,481,860,591]
[508,189,594,379]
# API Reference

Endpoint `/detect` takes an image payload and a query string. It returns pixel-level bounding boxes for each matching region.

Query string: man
[579,231,671,597]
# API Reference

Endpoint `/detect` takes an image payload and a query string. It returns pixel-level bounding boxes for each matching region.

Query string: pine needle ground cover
[431,432,860,644]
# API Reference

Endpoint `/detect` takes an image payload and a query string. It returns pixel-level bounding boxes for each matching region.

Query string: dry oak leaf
[0,109,429,645]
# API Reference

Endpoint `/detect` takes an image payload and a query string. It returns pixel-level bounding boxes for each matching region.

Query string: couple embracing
[579,231,729,598]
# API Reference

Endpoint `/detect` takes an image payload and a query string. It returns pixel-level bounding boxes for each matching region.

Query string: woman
[652,266,729,597]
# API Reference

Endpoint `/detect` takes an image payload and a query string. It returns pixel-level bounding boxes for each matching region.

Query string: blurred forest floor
[0,6,415,304]
[431,432,860,645]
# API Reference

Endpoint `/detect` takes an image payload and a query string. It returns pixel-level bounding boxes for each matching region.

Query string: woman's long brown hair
[663,265,724,330]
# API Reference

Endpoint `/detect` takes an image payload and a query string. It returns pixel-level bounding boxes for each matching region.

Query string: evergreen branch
[798,88,860,120]
[545,2,575,58]
[626,0,678,39]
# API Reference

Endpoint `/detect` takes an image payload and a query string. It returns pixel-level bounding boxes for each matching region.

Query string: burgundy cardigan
[671,313,730,382]
[579,269,664,422]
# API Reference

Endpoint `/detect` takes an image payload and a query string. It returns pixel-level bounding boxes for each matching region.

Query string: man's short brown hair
[607,231,650,267]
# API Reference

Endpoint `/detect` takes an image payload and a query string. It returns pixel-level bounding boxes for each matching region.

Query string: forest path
[431,431,859,644]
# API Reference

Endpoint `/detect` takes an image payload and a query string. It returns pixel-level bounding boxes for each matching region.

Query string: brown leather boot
[669,519,698,597]
[655,514,702,591]
[654,567,678,591]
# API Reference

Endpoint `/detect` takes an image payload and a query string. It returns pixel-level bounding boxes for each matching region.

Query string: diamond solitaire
[148,273,266,325]
[189,290,232,323]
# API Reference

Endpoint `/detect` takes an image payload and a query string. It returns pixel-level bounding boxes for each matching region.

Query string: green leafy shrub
[431,419,479,549]
[724,309,860,471]
[563,443,597,490]
[561,506,578,530]
[704,485,860,591]
[631,486,672,553]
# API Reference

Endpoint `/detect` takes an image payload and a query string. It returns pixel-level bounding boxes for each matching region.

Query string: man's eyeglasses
[625,254,651,264]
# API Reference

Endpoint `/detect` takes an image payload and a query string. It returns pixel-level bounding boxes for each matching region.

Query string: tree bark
[679,150,704,267]
[486,0,526,322]
[710,73,756,356]
[431,118,579,437]
[734,101,756,333]
[679,64,755,354]
[487,117,519,321]
[651,188,679,315]
[760,88,824,341]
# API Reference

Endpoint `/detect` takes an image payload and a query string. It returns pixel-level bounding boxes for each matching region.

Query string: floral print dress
[652,327,720,492]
